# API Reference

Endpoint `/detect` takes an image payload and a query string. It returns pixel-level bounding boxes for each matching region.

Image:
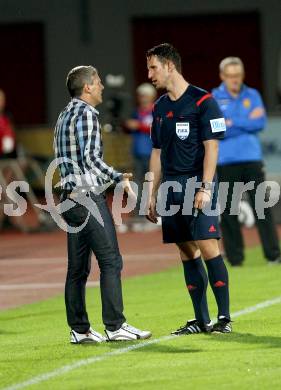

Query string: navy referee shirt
[151,85,226,176]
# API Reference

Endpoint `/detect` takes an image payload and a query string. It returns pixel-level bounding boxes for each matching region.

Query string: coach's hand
[194,189,211,210]
[146,196,158,224]
[121,173,137,202]
[122,172,133,180]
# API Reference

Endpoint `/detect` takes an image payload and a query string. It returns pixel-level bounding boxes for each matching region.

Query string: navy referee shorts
[160,173,221,244]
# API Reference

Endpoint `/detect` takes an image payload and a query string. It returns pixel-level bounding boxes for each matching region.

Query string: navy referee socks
[182,255,230,324]
[182,257,211,325]
[205,255,230,320]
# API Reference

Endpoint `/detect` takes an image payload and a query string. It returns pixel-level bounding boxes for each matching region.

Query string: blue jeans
[62,192,126,332]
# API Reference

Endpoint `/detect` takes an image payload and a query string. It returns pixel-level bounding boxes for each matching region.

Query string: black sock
[205,255,230,320]
[182,257,210,324]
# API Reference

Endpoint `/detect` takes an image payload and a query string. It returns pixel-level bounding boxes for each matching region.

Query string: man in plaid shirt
[54,65,151,344]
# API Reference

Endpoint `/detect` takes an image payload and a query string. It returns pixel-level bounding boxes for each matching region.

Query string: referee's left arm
[199,96,226,186]
[194,96,225,209]
[202,139,219,184]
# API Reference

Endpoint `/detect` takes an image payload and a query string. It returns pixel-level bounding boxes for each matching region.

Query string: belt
[66,191,89,200]
[66,193,79,199]
[63,190,103,201]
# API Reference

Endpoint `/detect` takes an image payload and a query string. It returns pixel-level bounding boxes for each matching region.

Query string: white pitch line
[0,252,176,291]
[0,281,99,290]
[2,336,173,390]
[0,258,66,265]
[124,253,177,260]
[2,295,281,390]
[0,253,175,264]
[230,296,281,318]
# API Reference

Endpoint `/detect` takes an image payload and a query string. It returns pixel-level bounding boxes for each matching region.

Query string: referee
[146,44,231,334]
[54,65,151,343]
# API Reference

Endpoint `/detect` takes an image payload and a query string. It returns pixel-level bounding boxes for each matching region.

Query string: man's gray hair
[136,83,157,97]
[66,65,97,97]
[219,57,244,73]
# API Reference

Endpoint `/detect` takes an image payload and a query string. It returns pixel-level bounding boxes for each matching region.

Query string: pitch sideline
[2,296,281,390]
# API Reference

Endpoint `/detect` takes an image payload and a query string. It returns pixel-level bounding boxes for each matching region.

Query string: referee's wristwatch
[201,182,212,191]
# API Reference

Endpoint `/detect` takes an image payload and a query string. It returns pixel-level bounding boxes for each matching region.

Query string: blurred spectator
[213,57,281,266]
[125,83,156,184]
[278,46,281,110]
[124,83,156,229]
[0,89,54,232]
[0,89,16,158]
[0,89,17,229]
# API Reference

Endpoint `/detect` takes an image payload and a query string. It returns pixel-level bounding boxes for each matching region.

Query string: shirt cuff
[113,173,123,183]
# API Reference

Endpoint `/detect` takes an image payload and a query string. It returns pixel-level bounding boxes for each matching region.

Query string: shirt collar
[220,82,246,99]
[72,97,99,115]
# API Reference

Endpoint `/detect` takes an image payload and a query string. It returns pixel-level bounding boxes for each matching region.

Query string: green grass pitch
[1,244,281,390]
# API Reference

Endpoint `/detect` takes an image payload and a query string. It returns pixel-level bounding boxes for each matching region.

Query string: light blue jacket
[212,83,267,165]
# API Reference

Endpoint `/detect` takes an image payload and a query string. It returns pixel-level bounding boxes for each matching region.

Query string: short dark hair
[66,65,97,97]
[146,43,182,73]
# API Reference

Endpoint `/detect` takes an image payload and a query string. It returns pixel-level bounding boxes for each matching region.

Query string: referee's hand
[146,196,158,224]
[194,189,211,210]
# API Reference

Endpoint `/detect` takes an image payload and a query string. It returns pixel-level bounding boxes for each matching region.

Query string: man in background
[125,83,156,229]
[0,89,17,229]
[213,57,281,266]
[125,83,156,184]
[0,89,16,158]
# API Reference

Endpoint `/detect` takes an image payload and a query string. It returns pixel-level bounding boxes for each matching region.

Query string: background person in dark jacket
[125,83,156,221]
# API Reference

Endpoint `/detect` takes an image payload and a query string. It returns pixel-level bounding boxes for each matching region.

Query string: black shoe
[212,317,232,333]
[171,319,213,336]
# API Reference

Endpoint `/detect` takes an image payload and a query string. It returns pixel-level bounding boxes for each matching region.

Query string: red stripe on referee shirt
[196,93,212,106]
